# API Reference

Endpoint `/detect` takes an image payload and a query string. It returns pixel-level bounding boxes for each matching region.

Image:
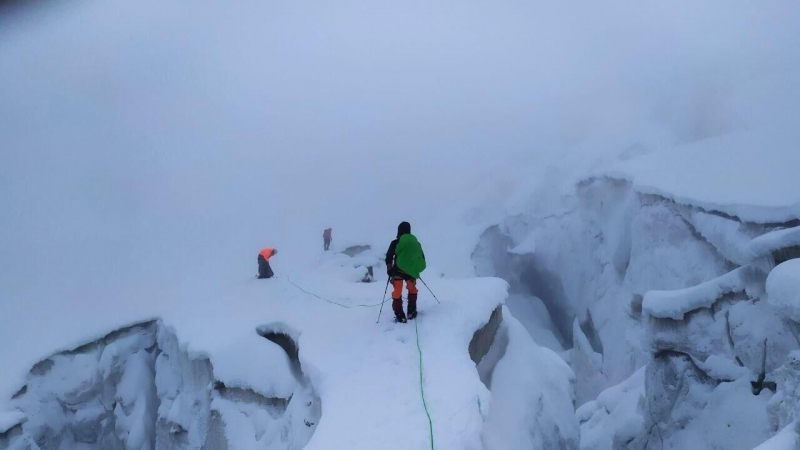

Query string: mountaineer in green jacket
[385,221,426,323]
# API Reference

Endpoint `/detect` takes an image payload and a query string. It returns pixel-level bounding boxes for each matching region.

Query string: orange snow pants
[392,278,418,316]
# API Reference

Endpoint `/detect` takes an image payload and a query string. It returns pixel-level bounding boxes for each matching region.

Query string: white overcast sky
[1,0,798,305]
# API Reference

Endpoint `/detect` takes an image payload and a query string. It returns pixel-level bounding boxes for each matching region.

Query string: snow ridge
[643,266,753,320]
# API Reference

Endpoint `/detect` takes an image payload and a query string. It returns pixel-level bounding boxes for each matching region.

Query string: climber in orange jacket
[258,247,278,279]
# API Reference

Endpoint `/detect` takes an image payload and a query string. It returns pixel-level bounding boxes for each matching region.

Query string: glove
[386,265,393,277]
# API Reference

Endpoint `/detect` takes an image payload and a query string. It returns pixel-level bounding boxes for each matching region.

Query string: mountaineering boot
[392,297,406,323]
[407,293,418,320]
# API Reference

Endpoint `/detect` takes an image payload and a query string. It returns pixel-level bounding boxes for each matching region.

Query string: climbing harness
[285,276,437,450]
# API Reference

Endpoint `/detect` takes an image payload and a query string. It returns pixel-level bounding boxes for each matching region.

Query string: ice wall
[474,176,800,448]
[472,179,650,404]
[0,321,319,450]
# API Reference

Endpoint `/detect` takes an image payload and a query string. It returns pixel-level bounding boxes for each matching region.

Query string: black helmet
[397,221,411,237]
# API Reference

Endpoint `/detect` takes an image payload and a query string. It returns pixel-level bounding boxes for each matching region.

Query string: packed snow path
[249,272,505,450]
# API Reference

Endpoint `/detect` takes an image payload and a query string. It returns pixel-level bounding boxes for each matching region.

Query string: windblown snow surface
[2,1,800,449]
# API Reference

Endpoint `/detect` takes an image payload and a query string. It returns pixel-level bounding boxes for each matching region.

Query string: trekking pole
[418,277,441,304]
[376,276,391,323]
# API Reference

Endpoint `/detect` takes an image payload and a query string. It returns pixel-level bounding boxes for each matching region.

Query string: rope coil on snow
[284,277,436,450]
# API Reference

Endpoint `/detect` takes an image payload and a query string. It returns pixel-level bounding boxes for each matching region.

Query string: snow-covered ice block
[114,350,158,450]
[211,333,297,400]
[643,352,774,450]
[768,259,800,322]
[0,411,25,434]
[750,227,800,261]
[753,423,800,450]
[482,311,579,450]
[508,233,536,255]
[571,318,606,405]
[643,266,751,320]
[687,210,761,266]
[696,354,751,382]
[576,368,645,450]
[728,299,800,376]
[625,203,730,297]
[601,129,800,224]
[680,377,773,449]
[647,305,732,364]
[768,351,800,433]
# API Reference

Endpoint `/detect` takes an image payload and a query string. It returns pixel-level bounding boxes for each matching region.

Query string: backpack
[394,234,426,279]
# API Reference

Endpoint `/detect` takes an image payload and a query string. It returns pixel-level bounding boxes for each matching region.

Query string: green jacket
[392,233,426,279]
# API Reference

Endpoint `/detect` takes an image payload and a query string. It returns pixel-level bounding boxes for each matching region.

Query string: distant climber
[323,228,332,251]
[258,247,278,279]
[385,221,426,323]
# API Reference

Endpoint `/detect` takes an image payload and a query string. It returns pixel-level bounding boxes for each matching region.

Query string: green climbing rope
[415,317,435,450]
[287,277,386,308]
[285,276,436,449]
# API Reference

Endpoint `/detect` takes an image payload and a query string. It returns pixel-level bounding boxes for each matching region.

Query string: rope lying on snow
[414,315,435,450]
[284,276,436,450]
[286,277,387,308]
